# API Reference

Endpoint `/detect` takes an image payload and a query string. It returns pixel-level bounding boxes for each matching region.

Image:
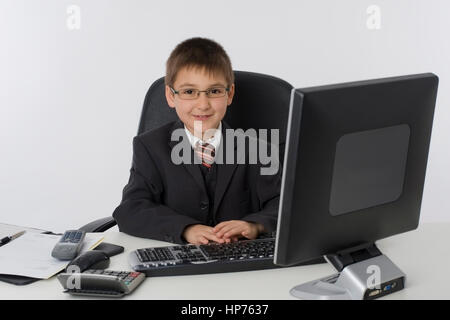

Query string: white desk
[1,222,449,300]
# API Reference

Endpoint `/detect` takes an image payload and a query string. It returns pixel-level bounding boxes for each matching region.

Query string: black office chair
[79,70,293,232]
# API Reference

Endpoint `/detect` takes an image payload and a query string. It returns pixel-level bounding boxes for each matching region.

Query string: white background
[0,0,448,232]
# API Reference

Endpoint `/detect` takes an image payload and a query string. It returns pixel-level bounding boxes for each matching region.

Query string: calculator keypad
[83,270,142,286]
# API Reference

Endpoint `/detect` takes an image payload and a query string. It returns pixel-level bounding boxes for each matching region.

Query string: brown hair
[165,37,234,88]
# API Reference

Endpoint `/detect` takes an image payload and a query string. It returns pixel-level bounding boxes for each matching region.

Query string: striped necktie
[194,141,216,169]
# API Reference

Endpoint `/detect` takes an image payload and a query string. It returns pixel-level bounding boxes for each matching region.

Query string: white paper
[0,231,104,279]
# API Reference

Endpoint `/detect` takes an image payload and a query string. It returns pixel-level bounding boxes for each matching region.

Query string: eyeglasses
[170,86,230,100]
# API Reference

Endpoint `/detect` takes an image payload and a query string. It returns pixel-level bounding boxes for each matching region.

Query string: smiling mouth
[193,115,212,120]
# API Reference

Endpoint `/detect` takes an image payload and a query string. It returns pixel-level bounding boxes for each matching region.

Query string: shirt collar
[184,121,222,150]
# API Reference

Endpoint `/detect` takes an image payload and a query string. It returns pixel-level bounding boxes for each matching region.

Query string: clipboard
[0,228,59,285]
[0,241,124,285]
[0,224,106,285]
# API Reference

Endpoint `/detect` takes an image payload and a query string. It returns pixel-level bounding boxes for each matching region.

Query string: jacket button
[200,201,209,210]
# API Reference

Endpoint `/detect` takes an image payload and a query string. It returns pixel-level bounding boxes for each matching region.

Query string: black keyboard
[128,238,285,276]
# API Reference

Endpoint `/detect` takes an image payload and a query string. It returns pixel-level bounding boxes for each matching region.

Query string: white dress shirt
[184,121,222,151]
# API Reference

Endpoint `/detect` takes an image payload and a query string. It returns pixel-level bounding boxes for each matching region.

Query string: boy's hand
[213,220,264,242]
[183,224,225,245]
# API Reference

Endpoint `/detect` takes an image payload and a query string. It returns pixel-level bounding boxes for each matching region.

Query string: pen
[0,230,26,247]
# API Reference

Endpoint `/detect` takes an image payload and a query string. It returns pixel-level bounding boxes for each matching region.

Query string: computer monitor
[274,73,439,300]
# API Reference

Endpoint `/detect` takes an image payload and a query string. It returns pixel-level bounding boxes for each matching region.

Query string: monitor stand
[290,243,406,300]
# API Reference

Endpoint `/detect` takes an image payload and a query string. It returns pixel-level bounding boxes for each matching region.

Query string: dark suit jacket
[112,120,281,244]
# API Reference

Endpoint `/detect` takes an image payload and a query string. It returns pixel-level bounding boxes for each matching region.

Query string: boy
[113,37,281,245]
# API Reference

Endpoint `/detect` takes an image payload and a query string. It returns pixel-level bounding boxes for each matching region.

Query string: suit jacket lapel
[168,120,207,196]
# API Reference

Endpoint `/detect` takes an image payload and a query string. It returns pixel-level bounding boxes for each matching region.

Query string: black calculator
[57,269,146,298]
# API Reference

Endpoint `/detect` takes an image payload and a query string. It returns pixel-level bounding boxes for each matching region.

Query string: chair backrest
[137,70,293,162]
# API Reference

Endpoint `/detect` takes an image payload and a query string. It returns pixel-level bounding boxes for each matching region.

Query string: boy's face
[165,66,235,137]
